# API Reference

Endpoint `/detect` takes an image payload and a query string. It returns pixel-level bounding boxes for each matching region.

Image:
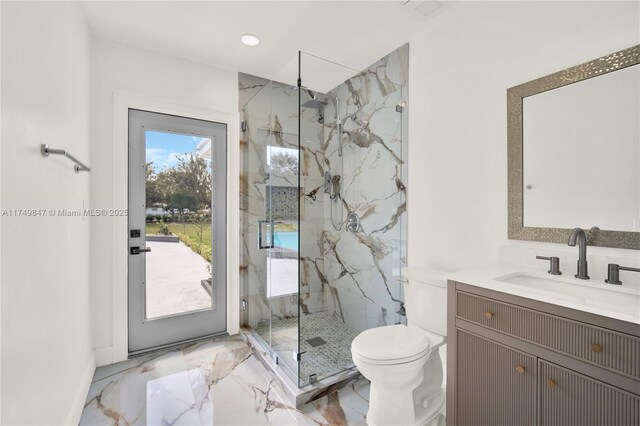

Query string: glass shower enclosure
[240,45,409,388]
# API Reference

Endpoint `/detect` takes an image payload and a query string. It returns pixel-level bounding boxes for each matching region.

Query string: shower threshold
[240,326,363,408]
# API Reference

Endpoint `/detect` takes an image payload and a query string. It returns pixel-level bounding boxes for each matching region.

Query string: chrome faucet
[568,228,589,280]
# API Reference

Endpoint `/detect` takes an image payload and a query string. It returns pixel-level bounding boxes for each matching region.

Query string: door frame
[110,91,239,364]
[127,109,227,353]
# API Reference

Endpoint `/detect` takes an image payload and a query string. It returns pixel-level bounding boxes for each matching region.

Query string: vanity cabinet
[538,360,640,426]
[447,281,640,426]
[456,330,535,425]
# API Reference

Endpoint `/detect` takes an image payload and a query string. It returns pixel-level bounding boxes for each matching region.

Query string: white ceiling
[82,1,452,86]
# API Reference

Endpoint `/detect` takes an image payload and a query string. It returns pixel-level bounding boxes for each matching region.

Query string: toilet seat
[351,324,431,365]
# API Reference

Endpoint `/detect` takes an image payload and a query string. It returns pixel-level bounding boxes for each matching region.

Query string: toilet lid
[351,325,431,363]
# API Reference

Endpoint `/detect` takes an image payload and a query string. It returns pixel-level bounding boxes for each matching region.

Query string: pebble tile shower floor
[255,311,360,383]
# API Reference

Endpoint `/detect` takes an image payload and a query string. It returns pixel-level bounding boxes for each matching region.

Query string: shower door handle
[258,220,275,249]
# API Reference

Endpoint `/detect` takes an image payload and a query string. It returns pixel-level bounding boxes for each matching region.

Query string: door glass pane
[144,130,213,319]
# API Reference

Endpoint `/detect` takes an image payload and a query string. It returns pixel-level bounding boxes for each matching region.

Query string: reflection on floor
[145,240,211,318]
[255,311,359,384]
[80,335,369,425]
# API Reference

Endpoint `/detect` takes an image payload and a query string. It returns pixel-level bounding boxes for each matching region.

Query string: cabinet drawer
[456,291,640,379]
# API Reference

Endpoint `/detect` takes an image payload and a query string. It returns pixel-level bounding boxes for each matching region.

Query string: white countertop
[445,266,640,325]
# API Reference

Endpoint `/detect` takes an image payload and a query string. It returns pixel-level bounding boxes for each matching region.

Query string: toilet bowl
[351,269,448,426]
[352,325,445,426]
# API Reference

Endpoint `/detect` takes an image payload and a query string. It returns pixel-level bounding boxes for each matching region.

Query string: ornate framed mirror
[507,45,639,249]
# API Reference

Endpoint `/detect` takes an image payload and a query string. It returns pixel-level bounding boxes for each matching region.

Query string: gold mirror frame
[507,45,640,250]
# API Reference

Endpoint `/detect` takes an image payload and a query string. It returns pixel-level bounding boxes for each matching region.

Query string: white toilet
[351,269,447,426]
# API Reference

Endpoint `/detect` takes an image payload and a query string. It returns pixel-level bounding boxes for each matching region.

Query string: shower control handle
[346,212,360,233]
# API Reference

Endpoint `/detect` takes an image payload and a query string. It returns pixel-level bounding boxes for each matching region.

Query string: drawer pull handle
[515,366,525,374]
[546,378,556,388]
[484,311,493,319]
[591,343,603,353]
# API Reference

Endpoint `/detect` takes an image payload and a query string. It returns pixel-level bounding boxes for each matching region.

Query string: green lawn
[145,220,296,255]
[147,222,212,246]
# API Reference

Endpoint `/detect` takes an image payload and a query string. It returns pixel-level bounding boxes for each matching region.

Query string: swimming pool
[274,231,298,251]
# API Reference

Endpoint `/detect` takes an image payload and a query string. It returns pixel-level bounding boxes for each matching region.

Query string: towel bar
[41,144,90,173]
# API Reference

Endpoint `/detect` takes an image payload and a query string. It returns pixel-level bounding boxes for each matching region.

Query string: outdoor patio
[145,238,299,319]
[145,240,212,318]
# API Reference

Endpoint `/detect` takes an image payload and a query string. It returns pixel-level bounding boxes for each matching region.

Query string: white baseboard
[94,346,114,367]
[65,351,96,425]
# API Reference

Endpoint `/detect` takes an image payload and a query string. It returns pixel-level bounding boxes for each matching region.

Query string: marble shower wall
[239,74,327,330]
[319,44,409,334]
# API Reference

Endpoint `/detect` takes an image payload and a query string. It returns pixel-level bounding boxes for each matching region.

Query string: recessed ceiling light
[240,34,260,47]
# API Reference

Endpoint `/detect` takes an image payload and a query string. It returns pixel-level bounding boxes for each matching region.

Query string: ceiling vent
[404,1,445,18]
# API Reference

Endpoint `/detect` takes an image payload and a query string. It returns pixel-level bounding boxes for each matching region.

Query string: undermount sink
[495,272,640,319]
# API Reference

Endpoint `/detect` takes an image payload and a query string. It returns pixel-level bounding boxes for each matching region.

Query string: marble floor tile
[80,335,369,425]
[299,380,370,426]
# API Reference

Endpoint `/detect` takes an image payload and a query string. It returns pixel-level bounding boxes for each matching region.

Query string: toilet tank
[403,268,448,336]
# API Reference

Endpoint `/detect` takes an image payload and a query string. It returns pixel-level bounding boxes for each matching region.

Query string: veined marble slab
[80,335,369,425]
[321,45,409,334]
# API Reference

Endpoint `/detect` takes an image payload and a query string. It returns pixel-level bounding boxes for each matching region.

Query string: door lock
[130,246,152,255]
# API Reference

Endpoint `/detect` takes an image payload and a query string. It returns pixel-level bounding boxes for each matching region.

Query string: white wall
[408,1,640,272]
[90,38,238,364]
[1,2,94,424]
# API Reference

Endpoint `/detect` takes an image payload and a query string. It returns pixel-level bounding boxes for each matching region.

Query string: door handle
[258,220,275,249]
[130,246,152,255]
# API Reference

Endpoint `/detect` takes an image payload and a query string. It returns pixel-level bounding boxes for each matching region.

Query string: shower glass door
[241,79,300,384]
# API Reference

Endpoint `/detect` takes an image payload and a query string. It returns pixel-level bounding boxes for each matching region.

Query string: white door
[128,109,227,353]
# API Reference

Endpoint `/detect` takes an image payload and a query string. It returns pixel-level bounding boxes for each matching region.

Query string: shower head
[301,90,328,109]
[302,99,328,109]
[302,89,327,109]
